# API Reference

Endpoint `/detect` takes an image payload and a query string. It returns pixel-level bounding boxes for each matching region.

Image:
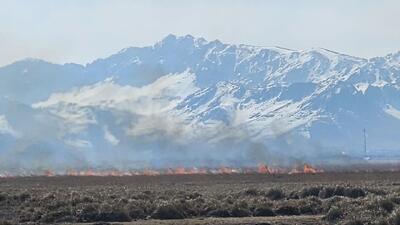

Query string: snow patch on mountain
[354,83,369,94]
[1,34,400,170]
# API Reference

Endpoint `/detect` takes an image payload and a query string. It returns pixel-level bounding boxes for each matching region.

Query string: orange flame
[288,164,322,174]
[218,167,233,174]
[257,163,271,174]
[0,163,325,177]
[303,164,321,173]
[142,169,160,176]
[174,167,188,175]
[44,170,54,177]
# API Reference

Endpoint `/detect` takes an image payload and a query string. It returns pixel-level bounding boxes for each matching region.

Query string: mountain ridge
[0,34,399,171]
[6,34,399,68]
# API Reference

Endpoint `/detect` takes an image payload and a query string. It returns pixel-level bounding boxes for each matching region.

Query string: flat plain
[1,172,400,224]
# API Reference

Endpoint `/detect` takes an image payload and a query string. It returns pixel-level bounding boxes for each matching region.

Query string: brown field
[1,172,400,224]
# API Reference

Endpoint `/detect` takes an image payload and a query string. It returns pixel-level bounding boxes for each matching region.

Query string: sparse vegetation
[266,188,285,200]
[1,172,400,224]
[324,206,342,222]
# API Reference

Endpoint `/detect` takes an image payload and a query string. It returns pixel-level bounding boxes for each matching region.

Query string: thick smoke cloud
[0,70,356,174]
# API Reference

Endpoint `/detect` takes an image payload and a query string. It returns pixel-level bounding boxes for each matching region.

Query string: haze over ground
[0,1,400,173]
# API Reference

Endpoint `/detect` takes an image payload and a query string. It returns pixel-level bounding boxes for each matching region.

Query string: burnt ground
[1,172,400,224]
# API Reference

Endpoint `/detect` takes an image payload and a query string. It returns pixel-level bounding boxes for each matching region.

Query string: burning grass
[0,172,400,224]
[0,163,322,177]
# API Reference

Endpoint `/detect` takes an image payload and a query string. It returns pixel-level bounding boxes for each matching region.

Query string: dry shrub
[300,186,322,198]
[298,197,323,215]
[125,204,146,220]
[0,220,16,225]
[230,207,250,217]
[206,209,230,217]
[229,201,251,218]
[319,186,336,199]
[151,204,185,219]
[344,187,366,199]
[378,198,395,213]
[76,204,100,222]
[389,209,400,225]
[288,191,300,199]
[342,219,364,225]
[275,205,300,216]
[243,188,261,196]
[391,196,400,205]
[266,188,285,200]
[367,189,387,196]
[324,206,343,222]
[96,203,131,222]
[373,219,389,225]
[13,193,30,202]
[40,209,74,223]
[318,185,366,199]
[186,192,202,200]
[0,193,7,202]
[96,211,130,222]
[253,207,276,217]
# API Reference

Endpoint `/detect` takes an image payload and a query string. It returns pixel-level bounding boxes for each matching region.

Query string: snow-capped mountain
[1,34,399,170]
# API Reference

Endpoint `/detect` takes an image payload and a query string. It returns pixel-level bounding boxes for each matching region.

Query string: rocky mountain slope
[1,34,399,170]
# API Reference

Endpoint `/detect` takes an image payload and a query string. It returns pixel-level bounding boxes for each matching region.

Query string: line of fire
[0,163,322,177]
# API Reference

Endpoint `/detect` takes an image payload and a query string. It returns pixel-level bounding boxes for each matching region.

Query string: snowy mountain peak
[0,35,399,170]
[156,34,210,49]
[384,51,400,66]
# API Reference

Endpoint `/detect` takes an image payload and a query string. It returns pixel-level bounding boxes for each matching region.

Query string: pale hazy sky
[0,0,399,66]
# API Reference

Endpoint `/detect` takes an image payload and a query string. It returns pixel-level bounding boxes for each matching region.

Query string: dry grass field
[1,172,400,224]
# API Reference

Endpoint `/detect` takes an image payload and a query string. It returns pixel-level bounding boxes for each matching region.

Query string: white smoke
[0,115,19,137]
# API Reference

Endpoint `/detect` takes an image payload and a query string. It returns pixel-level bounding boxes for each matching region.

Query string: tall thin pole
[363,128,367,157]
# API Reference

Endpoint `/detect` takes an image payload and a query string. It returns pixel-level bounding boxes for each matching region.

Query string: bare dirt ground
[1,172,400,224]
